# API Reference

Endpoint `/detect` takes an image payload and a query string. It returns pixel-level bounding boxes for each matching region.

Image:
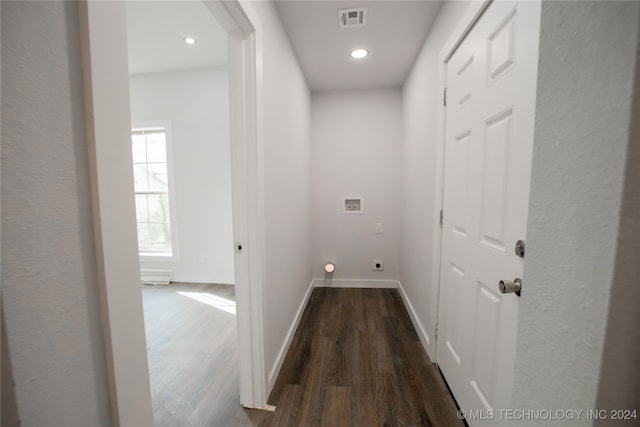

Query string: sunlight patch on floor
[177,292,236,315]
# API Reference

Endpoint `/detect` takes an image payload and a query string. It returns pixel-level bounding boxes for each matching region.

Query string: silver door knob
[499,278,522,296]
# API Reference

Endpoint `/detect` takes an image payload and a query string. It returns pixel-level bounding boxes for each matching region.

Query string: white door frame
[431,0,492,362]
[203,0,268,410]
[78,1,267,425]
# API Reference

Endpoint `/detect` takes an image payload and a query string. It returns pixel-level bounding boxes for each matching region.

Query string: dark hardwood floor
[142,284,462,426]
[267,287,463,427]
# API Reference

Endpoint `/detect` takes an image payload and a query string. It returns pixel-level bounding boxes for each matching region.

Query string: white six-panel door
[436,1,541,424]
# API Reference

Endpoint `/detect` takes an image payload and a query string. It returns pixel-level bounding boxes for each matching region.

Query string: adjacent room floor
[142,284,462,426]
[142,282,267,426]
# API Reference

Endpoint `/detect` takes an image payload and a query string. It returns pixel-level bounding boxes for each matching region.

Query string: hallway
[267,287,463,426]
[2,1,638,425]
[143,284,461,426]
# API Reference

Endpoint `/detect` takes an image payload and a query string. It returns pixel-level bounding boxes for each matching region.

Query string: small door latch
[515,240,525,258]
[499,278,522,297]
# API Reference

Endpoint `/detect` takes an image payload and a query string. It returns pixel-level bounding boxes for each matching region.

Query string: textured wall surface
[311,88,402,282]
[511,1,640,423]
[399,0,470,357]
[1,310,20,426]
[595,13,640,426]
[130,68,235,284]
[1,2,112,425]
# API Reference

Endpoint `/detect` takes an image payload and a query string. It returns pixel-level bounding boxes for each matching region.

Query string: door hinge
[443,88,447,107]
[435,322,439,340]
[439,209,444,228]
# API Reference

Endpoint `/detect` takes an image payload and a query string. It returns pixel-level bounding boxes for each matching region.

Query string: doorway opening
[125,2,238,423]
[79,0,266,423]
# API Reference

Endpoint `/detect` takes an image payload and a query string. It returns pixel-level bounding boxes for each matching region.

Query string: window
[131,122,177,259]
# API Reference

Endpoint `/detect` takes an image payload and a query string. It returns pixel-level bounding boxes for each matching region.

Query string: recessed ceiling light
[183,36,197,45]
[350,48,369,59]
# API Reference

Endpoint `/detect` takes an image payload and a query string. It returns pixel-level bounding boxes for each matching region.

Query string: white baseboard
[267,279,434,395]
[169,274,235,285]
[397,281,432,356]
[140,268,172,285]
[267,279,315,392]
[312,278,399,288]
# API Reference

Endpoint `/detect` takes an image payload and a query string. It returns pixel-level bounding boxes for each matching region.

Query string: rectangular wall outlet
[373,260,384,271]
[343,197,363,214]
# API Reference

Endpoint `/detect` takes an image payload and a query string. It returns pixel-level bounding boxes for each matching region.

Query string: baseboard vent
[140,269,173,285]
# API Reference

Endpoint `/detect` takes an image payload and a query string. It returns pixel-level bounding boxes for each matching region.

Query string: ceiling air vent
[338,7,368,28]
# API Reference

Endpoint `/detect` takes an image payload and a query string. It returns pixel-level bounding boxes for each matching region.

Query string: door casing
[431,0,492,363]
[79,1,268,425]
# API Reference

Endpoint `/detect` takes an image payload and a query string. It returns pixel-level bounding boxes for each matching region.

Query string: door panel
[480,108,512,253]
[436,1,541,424]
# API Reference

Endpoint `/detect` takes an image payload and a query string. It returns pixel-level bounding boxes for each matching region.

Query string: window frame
[131,120,179,263]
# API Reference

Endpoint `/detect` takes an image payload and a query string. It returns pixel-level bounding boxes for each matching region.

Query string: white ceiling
[126,1,442,89]
[274,0,443,92]
[126,1,228,75]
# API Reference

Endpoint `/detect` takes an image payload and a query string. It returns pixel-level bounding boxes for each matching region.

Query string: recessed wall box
[343,197,363,214]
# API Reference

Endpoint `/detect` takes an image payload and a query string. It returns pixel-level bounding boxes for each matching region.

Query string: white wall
[311,88,402,283]
[9,1,637,423]
[2,0,314,418]
[1,2,112,425]
[129,67,235,284]
[399,0,470,356]
[401,1,640,418]
[1,311,20,426]
[248,1,313,390]
[511,1,640,421]
[596,18,640,421]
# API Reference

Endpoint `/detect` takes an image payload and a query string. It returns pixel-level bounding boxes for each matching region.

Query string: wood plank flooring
[142,284,462,426]
[267,287,463,427]
[142,282,269,426]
